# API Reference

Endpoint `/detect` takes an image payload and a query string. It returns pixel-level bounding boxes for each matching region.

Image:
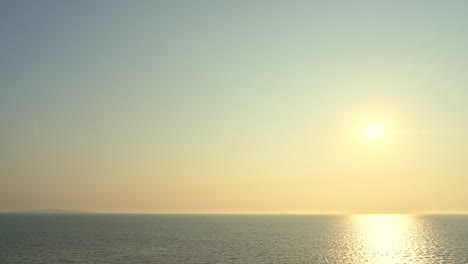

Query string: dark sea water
[0,214,467,264]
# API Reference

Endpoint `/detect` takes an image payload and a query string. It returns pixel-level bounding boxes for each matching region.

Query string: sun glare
[364,123,385,141]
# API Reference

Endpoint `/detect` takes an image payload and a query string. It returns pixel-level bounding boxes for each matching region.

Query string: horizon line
[2,211,468,215]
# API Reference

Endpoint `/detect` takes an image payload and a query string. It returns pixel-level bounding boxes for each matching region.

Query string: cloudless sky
[1,0,467,213]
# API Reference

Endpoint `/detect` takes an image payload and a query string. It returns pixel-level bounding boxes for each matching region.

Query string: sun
[364,123,385,141]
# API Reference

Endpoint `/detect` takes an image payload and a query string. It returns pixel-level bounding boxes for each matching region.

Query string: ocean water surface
[0,214,467,263]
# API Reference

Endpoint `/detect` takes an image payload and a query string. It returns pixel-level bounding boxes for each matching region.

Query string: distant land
[5,209,96,214]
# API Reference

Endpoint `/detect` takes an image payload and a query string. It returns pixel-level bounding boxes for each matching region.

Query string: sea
[0,214,467,263]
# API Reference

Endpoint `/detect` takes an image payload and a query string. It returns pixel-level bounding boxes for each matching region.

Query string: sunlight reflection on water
[350,215,426,264]
[1,214,467,263]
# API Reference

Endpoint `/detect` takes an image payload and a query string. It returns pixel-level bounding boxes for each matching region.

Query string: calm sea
[0,214,467,263]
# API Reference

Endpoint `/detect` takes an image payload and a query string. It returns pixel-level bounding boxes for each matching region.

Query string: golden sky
[1,1,467,213]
